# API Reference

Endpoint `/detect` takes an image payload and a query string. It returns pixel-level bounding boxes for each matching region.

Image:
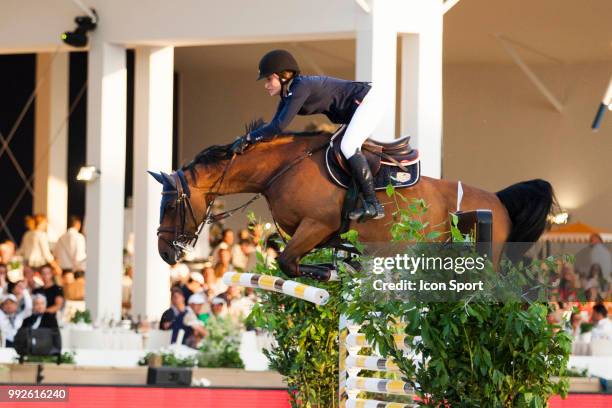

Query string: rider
[233,49,385,221]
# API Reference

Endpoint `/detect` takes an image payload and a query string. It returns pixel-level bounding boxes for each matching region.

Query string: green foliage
[17,351,76,364]
[139,351,197,367]
[197,317,244,368]
[247,246,341,408]
[138,351,198,367]
[242,189,570,407]
[70,310,92,324]
[341,193,572,407]
[138,318,244,369]
[565,367,588,378]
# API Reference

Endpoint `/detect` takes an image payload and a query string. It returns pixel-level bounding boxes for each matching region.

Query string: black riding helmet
[257,49,300,81]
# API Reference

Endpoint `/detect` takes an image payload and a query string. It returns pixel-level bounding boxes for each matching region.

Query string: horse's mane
[182,118,329,172]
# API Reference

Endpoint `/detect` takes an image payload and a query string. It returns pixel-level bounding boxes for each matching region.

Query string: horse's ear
[147,171,164,184]
[161,172,176,188]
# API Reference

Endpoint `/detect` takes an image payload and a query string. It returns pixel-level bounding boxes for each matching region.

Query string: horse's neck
[193,135,328,195]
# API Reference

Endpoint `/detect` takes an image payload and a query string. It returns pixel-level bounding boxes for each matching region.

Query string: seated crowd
[0,264,63,347]
[158,223,281,348]
[548,301,612,349]
[0,213,83,348]
[2,211,610,356]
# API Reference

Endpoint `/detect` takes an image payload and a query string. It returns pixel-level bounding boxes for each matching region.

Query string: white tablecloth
[62,327,143,350]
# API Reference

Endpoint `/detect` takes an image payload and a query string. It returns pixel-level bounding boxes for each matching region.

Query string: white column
[399,2,444,178]
[355,0,397,141]
[85,41,127,321]
[355,0,444,177]
[34,52,68,242]
[132,46,174,321]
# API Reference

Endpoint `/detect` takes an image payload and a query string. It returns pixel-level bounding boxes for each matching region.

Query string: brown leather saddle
[325,126,421,190]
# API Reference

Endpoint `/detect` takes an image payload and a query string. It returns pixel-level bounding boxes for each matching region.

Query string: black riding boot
[347,152,385,221]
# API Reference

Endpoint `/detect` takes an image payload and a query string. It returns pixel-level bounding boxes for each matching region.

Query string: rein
[159,142,328,250]
[205,142,328,223]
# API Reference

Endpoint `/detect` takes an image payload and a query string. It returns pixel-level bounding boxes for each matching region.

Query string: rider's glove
[231,134,251,155]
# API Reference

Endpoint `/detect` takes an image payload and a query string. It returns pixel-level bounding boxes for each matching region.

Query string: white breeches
[340,85,385,159]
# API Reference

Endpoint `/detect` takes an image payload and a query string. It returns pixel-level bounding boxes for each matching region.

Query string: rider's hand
[231,135,250,155]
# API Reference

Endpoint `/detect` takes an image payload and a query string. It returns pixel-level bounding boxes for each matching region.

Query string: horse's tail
[496,179,555,243]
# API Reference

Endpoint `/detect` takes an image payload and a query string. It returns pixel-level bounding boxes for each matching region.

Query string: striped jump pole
[346,377,414,396]
[339,316,416,408]
[345,355,401,373]
[222,271,330,306]
[346,399,412,408]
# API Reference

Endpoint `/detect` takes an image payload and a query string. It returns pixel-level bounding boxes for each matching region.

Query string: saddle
[325,125,421,190]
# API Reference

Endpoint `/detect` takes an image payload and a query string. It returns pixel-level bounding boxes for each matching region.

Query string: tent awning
[540,222,612,243]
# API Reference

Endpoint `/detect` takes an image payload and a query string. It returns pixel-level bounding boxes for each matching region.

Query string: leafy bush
[197,316,244,368]
[341,187,572,407]
[245,187,571,407]
[247,248,341,408]
[70,310,92,324]
[139,351,197,367]
[565,367,588,378]
[139,317,244,369]
[17,351,76,364]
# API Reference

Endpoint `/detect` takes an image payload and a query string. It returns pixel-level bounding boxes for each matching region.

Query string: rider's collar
[281,77,295,98]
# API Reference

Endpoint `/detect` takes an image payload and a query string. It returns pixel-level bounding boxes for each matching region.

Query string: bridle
[157,142,328,255]
[156,169,206,252]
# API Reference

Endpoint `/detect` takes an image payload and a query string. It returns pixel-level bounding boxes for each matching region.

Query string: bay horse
[149,127,554,280]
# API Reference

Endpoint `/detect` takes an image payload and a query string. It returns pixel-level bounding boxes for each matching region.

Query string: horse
[149,125,554,280]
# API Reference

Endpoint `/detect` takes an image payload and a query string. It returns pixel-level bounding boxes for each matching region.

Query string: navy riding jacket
[249,75,371,142]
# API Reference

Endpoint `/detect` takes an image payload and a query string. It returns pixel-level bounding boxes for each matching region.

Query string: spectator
[19,215,60,273]
[212,229,235,261]
[231,239,255,271]
[222,286,254,322]
[0,264,8,295]
[22,266,40,293]
[160,289,193,345]
[9,280,32,314]
[210,297,227,318]
[219,229,235,249]
[122,267,133,313]
[21,294,58,329]
[591,303,612,341]
[0,294,31,347]
[589,235,612,282]
[160,288,186,330]
[181,272,204,301]
[237,229,250,242]
[220,285,240,308]
[559,265,580,301]
[203,265,227,298]
[53,215,86,274]
[33,264,64,314]
[584,264,608,300]
[17,216,36,260]
[183,293,208,348]
[64,270,85,301]
[214,248,232,278]
[567,312,583,338]
[0,240,16,264]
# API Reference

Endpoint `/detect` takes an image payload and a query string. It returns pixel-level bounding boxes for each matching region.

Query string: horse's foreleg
[277,218,336,281]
